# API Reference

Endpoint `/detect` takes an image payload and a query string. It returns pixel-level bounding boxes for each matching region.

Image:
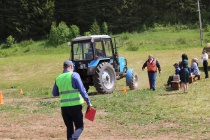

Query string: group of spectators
[165,49,209,93]
[142,49,209,93]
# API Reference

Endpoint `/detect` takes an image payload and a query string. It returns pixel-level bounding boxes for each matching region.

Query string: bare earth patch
[0,97,137,140]
[0,111,134,140]
[0,97,207,140]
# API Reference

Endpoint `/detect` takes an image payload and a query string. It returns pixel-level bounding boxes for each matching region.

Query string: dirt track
[0,110,132,140]
[0,97,133,140]
[1,97,210,140]
[1,110,208,140]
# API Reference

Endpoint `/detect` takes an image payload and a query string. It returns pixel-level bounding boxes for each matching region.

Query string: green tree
[1,0,210,41]
[0,0,5,42]
[48,22,58,45]
[5,35,15,48]
[49,21,73,46]
[90,20,101,35]
[70,25,80,38]
[3,0,54,41]
[101,22,108,34]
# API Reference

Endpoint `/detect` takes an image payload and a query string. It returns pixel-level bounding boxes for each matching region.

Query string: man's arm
[156,60,161,72]
[142,61,147,70]
[72,72,91,105]
[52,83,59,96]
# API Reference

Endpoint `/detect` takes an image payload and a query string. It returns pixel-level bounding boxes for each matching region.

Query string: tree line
[0,0,210,42]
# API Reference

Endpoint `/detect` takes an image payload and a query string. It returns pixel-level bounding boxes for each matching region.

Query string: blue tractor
[70,35,138,94]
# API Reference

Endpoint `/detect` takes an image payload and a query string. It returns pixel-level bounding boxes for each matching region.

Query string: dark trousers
[61,105,84,140]
[203,61,209,78]
[148,71,157,90]
[167,76,173,85]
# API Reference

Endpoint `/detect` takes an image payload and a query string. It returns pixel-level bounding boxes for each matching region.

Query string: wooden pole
[197,0,203,47]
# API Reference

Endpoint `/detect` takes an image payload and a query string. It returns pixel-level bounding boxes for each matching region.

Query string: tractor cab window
[72,42,93,60]
[102,39,112,57]
[94,41,105,57]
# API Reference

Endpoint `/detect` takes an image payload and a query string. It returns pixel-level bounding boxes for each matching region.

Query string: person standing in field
[142,54,161,91]
[52,60,92,140]
[179,54,190,93]
[202,49,209,78]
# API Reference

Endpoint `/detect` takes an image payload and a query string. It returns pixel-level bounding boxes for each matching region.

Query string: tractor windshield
[72,42,93,60]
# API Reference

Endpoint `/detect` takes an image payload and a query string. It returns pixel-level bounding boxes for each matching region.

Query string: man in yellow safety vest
[52,60,92,140]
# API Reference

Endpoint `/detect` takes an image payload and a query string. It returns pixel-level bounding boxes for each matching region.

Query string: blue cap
[63,60,74,67]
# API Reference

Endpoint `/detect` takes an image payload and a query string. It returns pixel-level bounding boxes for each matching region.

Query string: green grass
[1,28,210,139]
[0,40,70,57]
[0,28,207,57]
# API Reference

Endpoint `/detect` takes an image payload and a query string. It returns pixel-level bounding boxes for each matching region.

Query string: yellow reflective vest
[56,72,84,107]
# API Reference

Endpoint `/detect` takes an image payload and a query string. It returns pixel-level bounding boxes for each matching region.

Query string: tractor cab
[71,35,120,72]
[71,35,112,60]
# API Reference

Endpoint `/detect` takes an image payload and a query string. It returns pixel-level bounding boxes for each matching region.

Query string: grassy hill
[1,29,210,139]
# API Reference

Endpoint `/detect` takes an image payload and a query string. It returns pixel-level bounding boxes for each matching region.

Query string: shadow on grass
[159,86,183,96]
[199,66,204,72]
[88,89,126,96]
[88,91,100,96]
[35,91,111,100]
[198,66,210,72]
[88,88,131,96]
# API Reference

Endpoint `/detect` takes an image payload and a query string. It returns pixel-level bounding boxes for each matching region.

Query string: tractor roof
[72,35,111,42]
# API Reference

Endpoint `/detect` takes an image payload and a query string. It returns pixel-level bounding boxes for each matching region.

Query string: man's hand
[87,103,92,111]
[159,71,161,76]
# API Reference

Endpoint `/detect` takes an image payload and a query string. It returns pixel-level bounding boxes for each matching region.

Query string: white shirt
[149,58,154,63]
[203,53,208,61]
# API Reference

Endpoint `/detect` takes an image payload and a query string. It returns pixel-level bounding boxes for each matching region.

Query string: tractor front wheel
[93,62,116,94]
[127,71,138,90]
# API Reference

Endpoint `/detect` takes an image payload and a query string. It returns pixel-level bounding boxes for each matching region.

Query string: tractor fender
[87,58,110,75]
[88,58,110,67]
[126,69,134,84]
[118,57,127,73]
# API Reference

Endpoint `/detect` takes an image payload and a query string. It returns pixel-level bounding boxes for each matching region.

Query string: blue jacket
[175,67,181,75]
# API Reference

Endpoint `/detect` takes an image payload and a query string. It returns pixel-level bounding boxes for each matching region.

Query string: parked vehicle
[70,35,138,94]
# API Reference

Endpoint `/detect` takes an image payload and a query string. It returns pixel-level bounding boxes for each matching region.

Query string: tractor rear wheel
[128,71,138,90]
[93,62,116,94]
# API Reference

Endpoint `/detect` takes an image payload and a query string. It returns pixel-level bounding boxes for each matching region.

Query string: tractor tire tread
[93,62,116,94]
[129,71,138,90]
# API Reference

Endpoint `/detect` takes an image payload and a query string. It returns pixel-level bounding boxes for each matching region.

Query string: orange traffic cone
[20,89,23,94]
[0,91,3,105]
[123,86,127,94]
